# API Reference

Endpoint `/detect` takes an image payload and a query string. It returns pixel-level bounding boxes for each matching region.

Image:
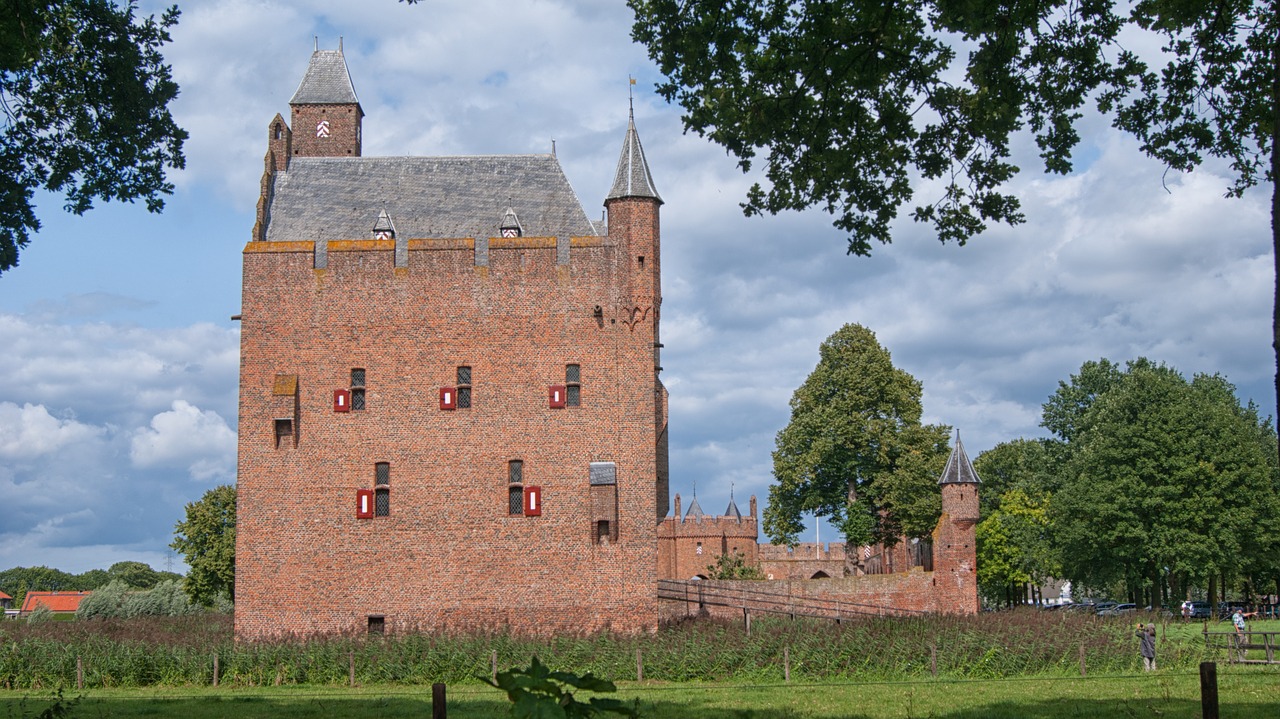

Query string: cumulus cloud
[0,0,1272,569]
[131,400,237,480]
[0,403,103,459]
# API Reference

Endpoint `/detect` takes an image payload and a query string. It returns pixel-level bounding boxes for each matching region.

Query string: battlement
[244,236,611,272]
[758,542,848,561]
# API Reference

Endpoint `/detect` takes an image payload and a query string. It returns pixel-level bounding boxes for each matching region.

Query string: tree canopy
[1045,359,1280,607]
[629,1,1280,445]
[170,484,236,606]
[0,0,186,274]
[764,323,949,573]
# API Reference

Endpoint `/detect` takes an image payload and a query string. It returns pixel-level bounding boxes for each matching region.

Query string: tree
[629,1,1280,454]
[0,0,186,274]
[170,484,236,606]
[705,550,766,580]
[972,438,1058,516]
[1046,359,1280,609]
[107,561,159,589]
[975,488,1056,607]
[764,324,949,574]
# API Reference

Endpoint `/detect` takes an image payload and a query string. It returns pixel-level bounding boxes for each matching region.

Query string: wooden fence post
[491,651,498,685]
[432,682,447,719]
[213,653,219,687]
[744,609,751,637]
[76,657,83,690]
[349,650,355,687]
[1078,642,1086,677]
[1200,662,1219,719]
[930,643,937,677]
[784,646,790,683]
[636,649,643,682]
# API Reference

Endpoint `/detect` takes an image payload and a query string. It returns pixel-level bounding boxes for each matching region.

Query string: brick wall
[236,213,667,638]
[658,494,758,580]
[290,103,361,158]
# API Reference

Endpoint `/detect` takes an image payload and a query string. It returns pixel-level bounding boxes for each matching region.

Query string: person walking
[1135,623,1156,671]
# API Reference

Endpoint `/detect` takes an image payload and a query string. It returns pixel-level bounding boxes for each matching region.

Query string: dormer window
[372,208,396,240]
[499,206,523,238]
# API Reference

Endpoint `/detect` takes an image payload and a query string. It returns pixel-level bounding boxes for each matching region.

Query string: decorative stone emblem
[316,120,330,138]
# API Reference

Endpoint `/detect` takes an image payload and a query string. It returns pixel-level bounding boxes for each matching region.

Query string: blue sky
[0,0,1273,574]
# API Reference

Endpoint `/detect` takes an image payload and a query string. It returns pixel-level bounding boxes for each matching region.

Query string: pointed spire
[684,481,704,521]
[605,109,662,204]
[938,431,981,485]
[499,206,523,238]
[724,482,742,520]
[372,208,396,240]
[290,45,360,105]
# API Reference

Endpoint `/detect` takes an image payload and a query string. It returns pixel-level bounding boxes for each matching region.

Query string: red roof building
[20,591,91,614]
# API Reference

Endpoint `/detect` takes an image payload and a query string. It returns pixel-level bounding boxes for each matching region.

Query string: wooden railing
[658,579,925,623]
[1203,629,1280,664]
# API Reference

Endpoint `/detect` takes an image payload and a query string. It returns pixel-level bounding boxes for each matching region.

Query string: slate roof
[683,495,705,521]
[938,433,981,485]
[724,498,742,520]
[264,155,599,241]
[605,110,661,203]
[20,591,91,613]
[290,49,360,106]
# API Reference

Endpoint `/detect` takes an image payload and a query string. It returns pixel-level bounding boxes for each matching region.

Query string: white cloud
[0,402,103,460]
[131,400,237,480]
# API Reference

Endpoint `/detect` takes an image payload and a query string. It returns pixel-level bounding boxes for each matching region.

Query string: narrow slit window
[457,366,472,409]
[508,460,524,516]
[351,368,367,411]
[374,462,390,517]
[565,364,581,407]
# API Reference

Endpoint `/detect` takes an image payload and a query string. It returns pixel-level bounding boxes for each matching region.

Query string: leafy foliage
[75,579,199,620]
[170,485,236,607]
[1045,359,1280,605]
[765,324,949,559]
[484,656,638,719]
[629,1,1276,256]
[0,0,187,274]
[705,550,765,580]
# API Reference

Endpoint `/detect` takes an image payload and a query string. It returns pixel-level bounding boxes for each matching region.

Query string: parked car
[1108,603,1137,616]
[1218,601,1250,620]
[1093,601,1118,616]
[1180,600,1212,619]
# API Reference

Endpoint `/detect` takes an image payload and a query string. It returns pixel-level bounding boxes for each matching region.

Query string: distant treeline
[0,562,182,606]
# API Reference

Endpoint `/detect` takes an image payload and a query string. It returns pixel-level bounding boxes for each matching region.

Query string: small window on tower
[565,364,581,407]
[367,615,385,635]
[274,419,293,449]
[351,368,367,411]
[457,366,472,409]
[374,462,390,517]
[508,460,524,516]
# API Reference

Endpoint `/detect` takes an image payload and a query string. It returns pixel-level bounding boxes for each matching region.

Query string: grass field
[3,612,1277,716]
[2,669,1277,718]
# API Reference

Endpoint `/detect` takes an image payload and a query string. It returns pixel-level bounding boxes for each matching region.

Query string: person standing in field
[1231,608,1255,661]
[1135,623,1156,671]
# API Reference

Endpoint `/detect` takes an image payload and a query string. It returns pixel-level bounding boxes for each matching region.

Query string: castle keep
[236,48,979,638]
[235,47,668,638]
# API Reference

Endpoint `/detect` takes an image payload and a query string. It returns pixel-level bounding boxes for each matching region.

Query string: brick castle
[235,47,977,639]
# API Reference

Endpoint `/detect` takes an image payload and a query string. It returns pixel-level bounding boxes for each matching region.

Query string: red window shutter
[356,489,374,518]
[548,385,566,408]
[334,389,351,412]
[440,387,456,410]
[524,485,542,516]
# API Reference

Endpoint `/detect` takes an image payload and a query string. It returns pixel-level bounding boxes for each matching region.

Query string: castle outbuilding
[235,46,668,638]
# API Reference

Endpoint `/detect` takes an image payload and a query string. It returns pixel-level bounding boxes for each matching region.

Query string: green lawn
[4,668,1277,718]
